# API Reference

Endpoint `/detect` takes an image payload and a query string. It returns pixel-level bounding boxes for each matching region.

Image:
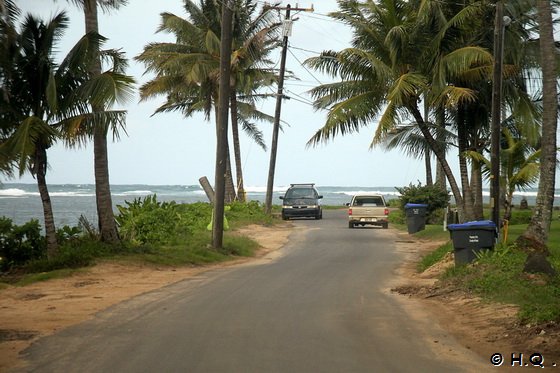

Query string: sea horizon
[1,182,559,228]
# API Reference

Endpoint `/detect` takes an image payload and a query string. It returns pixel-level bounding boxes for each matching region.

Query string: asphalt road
[21,209,484,372]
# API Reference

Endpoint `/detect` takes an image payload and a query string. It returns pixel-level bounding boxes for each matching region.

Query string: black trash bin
[404,203,428,234]
[447,220,497,265]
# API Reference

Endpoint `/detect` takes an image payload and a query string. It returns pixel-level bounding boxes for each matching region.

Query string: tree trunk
[212,1,233,249]
[434,107,447,190]
[224,151,236,203]
[230,93,246,202]
[423,98,433,186]
[408,104,464,219]
[517,0,557,250]
[424,145,433,186]
[84,0,119,244]
[36,144,58,257]
[470,158,484,220]
[457,106,475,221]
[214,102,236,204]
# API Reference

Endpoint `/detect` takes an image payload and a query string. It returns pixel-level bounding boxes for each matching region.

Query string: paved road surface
[20,210,486,372]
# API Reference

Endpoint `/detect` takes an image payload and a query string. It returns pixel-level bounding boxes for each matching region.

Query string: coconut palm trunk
[470,158,484,220]
[434,107,447,190]
[83,0,119,243]
[456,107,475,221]
[230,93,246,202]
[35,143,58,257]
[517,0,557,248]
[213,103,237,203]
[408,104,465,219]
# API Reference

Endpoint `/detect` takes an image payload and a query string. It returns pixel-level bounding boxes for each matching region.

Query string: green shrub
[396,182,450,223]
[116,195,192,245]
[0,217,46,270]
[388,209,405,225]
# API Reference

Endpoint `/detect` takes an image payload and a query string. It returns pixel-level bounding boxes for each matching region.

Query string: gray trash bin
[448,220,497,265]
[404,203,428,234]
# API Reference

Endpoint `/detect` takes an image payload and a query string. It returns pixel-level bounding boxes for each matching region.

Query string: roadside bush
[0,218,46,271]
[227,200,272,226]
[116,195,192,245]
[396,182,450,223]
[174,202,212,231]
[388,209,405,225]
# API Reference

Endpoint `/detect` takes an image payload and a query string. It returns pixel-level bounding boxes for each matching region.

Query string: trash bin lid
[404,203,428,209]
[448,220,497,231]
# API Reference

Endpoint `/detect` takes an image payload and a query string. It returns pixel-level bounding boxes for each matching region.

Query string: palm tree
[516,0,558,251]
[0,0,19,179]
[64,0,129,244]
[304,0,495,220]
[229,1,279,200]
[0,11,76,256]
[1,6,133,257]
[306,0,542,222]
[136,0,278,203]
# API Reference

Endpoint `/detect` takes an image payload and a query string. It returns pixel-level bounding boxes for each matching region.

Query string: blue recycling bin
[448,220,497,265]
[404,203,428,234]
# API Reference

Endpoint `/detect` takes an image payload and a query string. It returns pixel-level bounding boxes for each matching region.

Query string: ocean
[0,183,558,228]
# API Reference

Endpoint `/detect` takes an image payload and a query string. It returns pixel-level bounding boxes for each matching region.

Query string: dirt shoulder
[391,231,560,370]
[1,225,559,371]
[0,223,294,372]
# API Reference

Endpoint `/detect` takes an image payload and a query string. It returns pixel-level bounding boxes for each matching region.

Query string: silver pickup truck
[347,194,389,229]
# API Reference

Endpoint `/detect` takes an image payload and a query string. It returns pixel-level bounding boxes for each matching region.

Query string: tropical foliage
[0,5,133,256]
[136,0,279,202]
[64,0,132,244]
[304,0,547,226]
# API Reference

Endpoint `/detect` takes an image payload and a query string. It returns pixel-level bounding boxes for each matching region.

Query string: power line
[287,46,323,85]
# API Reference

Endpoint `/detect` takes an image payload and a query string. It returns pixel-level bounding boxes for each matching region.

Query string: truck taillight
[348,208,352,216]
[384,208,389,215]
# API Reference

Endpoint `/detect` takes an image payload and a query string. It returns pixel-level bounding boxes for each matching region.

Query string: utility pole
[264,3,314,214]
[213,0,233,249]
[490,1,507,230]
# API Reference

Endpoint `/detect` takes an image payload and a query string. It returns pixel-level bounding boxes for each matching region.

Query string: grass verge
[404,216,560,324]
[0,200,279,286]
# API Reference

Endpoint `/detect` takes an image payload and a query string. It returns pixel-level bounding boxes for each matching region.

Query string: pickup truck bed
[347,194,389,229]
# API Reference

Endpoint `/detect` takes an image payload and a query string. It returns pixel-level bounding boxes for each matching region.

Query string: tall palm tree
[0,0,19,179]
[306,0,541,222]
[517,0,558,250]
[0,10,131,256]
[304,0,494,219]
[64,0,129,244]
[136,0,278,203]
[0,11,75,256]
[229,0,279,200]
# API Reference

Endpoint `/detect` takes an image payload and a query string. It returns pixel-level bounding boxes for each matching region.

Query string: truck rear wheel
[348,222,354,228]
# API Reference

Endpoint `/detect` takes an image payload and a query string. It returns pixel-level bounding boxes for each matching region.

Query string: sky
[6,1,457,188]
